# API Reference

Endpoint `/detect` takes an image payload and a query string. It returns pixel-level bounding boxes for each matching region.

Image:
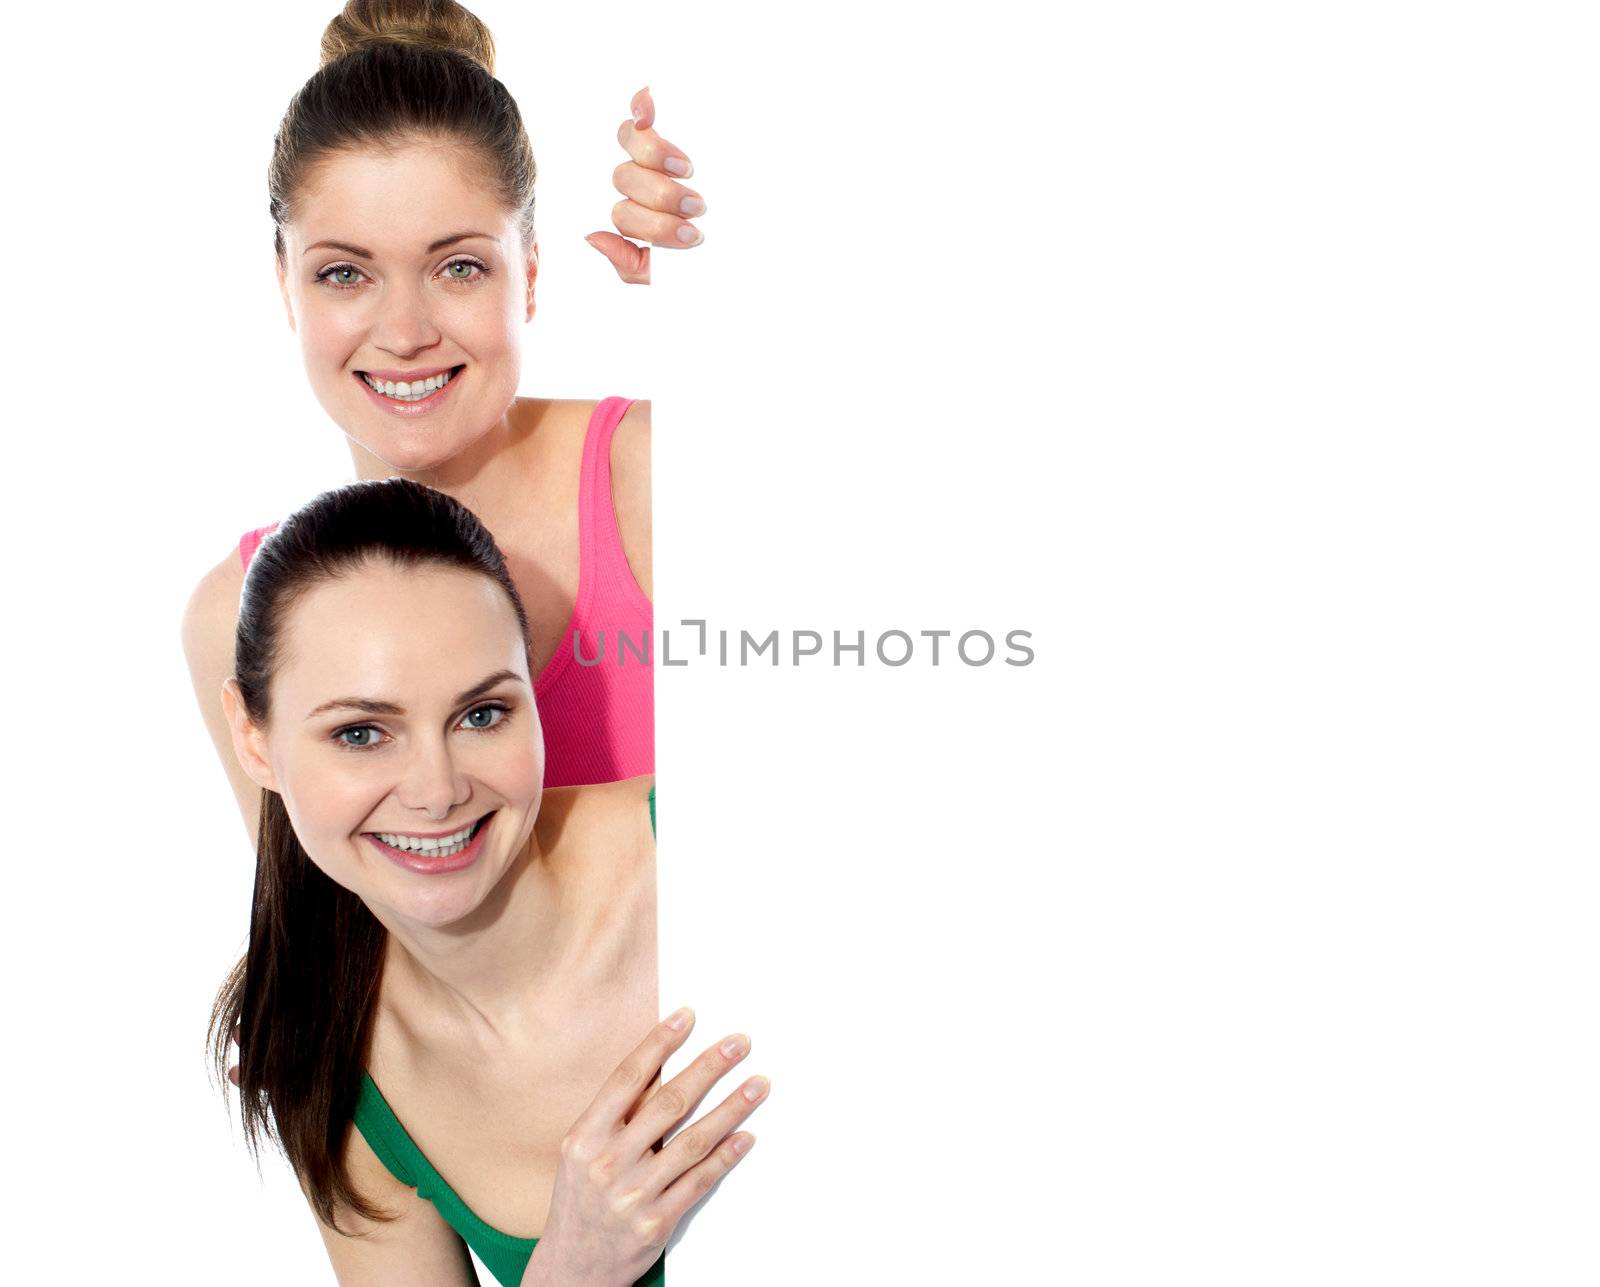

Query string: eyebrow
[305,669,527,721]
[304,239,372,259]
[302,231,493,259]
[426,231,493,253]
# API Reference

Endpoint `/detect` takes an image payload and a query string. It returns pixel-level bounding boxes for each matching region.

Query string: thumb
[586,232,651,286]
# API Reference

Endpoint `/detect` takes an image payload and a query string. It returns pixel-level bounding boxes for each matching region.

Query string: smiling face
[237,559,544,930]
[277,134,536,474]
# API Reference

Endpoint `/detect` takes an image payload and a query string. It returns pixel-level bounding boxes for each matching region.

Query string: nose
[394,734,471,822]
[370,279,441,358]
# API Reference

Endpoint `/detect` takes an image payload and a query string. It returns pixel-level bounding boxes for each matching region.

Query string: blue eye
[335,725,382,749]
[460,703,508,730]
[442,259,487,281]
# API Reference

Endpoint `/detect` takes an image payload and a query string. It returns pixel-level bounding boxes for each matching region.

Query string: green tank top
[353,784,664,1287]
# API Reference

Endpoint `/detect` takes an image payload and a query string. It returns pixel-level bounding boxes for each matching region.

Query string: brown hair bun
[320,0,496,74]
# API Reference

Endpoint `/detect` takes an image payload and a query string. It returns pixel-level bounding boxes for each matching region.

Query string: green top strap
[351,783,664,1287]
[354,1075,541,1286]
[353,1077,666,1287]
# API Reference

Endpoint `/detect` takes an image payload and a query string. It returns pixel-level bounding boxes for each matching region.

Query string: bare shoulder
[507,396,589,479]
[512,396,601,446]
[181,544,264,840]
[538,775,657,869]
[578,773,656,835]
[314,1129,477,1286]
[612,398,651,476]
[610,400,651,598]
[516,396,648,469]
[616,396,650,434]
[180,545,245,666]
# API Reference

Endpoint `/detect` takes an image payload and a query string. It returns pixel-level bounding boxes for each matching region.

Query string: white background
[3,1,1597,1282]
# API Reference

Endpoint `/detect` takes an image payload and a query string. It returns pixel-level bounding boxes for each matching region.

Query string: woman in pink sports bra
[183,0,695,825]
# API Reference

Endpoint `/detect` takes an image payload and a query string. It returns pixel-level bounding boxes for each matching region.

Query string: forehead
[276,561,528,712]
[290,135,518,253]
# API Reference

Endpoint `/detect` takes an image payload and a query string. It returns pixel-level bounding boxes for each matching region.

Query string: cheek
[450,285,523,362]
[280,753,387,856]
[477,732,542,803]
[504,749,544,801]
[298,302,362,370]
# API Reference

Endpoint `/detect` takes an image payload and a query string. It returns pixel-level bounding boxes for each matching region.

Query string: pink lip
[353,366,463,417]
[363,813,492,875]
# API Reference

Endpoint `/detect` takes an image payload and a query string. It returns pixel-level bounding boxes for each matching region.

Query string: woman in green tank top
[211,478,765,1286]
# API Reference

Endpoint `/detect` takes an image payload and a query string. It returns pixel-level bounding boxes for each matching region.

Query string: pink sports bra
[239,397,654,788]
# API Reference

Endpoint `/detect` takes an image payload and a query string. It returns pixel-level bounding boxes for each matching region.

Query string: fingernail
[742,1076,769,1103]
[663,156,691,177]
[732,1133,754,1155]
[632,107,645,124]
[677,225,703,246]
[667,1007,693,1030]
[679,196,706,217]
[720,1033,748,1058]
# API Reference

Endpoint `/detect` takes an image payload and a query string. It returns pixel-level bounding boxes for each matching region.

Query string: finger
[630,86,655,132]
[611,199,703,249]
[575,1009,696,1134]
[616,119,693,179]
[615,1032,750,1160]
[228,1064,240,1087]
[655,1133,756,1227]
[646,1075,769,1190]
[586,232,650,285]
[613,162,705,220]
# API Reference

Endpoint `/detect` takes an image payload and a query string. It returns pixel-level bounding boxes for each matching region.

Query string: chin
[404,890,489,930]
[374,864,494,928]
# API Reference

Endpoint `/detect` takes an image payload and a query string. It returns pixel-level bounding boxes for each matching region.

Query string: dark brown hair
[268,0,536,259]
[209,477,529,1229]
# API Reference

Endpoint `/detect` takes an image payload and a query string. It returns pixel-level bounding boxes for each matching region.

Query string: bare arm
[610,399,652,600]
[180,548,263,844]
[316,1130,480,1287]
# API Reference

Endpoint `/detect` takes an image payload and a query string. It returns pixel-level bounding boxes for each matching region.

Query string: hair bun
[320,0,496,74]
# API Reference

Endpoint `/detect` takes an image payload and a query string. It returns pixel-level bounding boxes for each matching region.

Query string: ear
[222,678,278,792]
[524,239,539,323]
[276,256,297,333]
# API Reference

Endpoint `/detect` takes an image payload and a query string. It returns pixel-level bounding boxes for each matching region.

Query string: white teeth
[374,817,479,855]
[362,369,454,401]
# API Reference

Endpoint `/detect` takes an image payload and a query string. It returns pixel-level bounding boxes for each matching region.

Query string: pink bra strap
[577,397,648,616]
[238,522,280,570]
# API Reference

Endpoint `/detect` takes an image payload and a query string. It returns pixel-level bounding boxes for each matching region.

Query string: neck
[347,397,549,530]
[375,825,572,1042]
